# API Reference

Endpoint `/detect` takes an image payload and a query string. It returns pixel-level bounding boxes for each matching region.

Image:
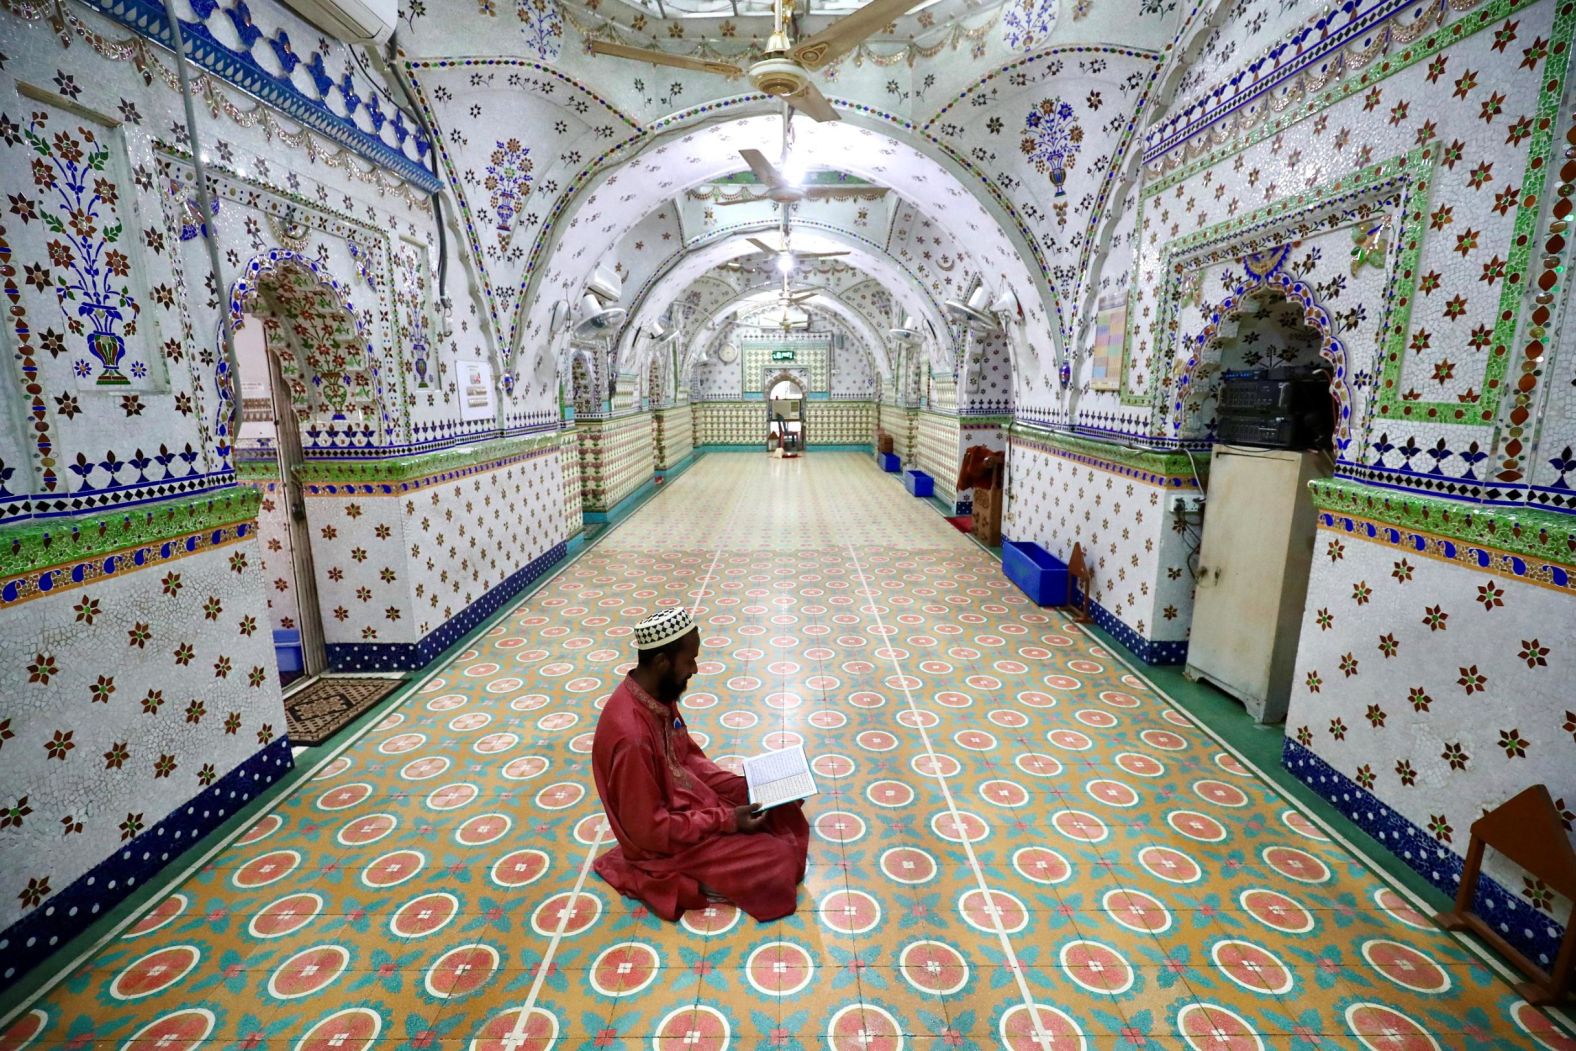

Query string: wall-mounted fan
[573,291,627,338]
[945,286,1001,335]
[888,313,921,345]
[588,0,921,124]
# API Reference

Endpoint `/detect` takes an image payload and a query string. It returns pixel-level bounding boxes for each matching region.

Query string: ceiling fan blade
[739,148,788,190]
[747,237,782,255]
[803,186,889,199]
[786,291,816,303]
[716,194,762,206]
[787,80,840,123]
[587,40,744,78]
[798,249,850,259]
[790,0,921,68]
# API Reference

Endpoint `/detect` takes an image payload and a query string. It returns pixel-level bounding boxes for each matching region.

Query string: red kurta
[591,675,809,921]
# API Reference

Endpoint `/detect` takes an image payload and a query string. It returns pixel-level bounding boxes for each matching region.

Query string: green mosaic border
[1006,421,1206,480]
[1122,148,1429,411]
[235,460,281,482]
[1143,0,1548,197]
[1123,0,1569,424]
[0,487,262,578]
[292,433,560,485]
[1309,477,1576,569]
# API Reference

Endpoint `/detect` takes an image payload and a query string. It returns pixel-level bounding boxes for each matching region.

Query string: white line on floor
[501,463,745,1050]
[845,541,1056,1049]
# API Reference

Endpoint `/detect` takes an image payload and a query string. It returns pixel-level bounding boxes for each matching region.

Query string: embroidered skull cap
[633,606,695,650]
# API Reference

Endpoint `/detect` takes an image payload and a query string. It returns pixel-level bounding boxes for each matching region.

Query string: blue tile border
[0,735,293,987]
[325,541,568,672]
[81,0,439,193]
[653,450,698,481]
[1282,739,1566,969]
[1073,582,1189,665]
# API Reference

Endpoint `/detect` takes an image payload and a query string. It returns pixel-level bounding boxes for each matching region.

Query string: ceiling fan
[587,0,921,124]
[715,146,890,206]
[771,305,810,332]
[746,234,846,264]
[774,270,819,307]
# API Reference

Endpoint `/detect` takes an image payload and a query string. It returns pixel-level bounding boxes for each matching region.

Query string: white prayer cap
[633,606,695,650]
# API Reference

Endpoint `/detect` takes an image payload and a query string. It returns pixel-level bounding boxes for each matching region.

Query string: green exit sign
[770,349,796,362]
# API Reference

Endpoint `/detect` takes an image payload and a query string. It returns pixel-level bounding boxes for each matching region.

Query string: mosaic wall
[1005,426,1202,664]
[1284,480,1576,968]
[297,437,566,670]
[0,491,289,982]
[690,401,875,446]
[576,412,656,513]
[653,404,695,470]
[1117,0,1565,498]
[878,401,917,463]
[916,411,964,510]
[558,428,583,536]
[690,329,881,402]
[237,469,305,640]
[0,0,455,981]
[691,402,765,446]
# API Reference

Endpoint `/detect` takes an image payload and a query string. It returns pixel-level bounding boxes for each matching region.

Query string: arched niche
[1170,248,1352,448]
[221,250,390,463]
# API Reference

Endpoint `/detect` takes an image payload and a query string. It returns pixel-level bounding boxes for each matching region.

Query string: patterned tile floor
[4,452,1573,1051]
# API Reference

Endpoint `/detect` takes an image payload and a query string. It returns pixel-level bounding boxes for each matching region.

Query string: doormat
[284,676,405,746]
[946,515,974,534]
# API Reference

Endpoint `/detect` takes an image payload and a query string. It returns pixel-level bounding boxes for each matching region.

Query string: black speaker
[1217,366,1332,450]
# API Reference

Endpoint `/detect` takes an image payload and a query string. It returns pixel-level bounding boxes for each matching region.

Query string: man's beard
[656,674,688,704]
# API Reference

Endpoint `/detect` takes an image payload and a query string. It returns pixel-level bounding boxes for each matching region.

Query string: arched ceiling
[395,0,1213,406]
[680,283,891,377]
[611,203,971,376]
[524,113,1051,387]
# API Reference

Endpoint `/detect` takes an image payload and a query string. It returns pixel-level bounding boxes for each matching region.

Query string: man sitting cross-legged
[591,606,810,921]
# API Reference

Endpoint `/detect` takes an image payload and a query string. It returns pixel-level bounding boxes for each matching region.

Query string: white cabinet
[1184,447,1329,723]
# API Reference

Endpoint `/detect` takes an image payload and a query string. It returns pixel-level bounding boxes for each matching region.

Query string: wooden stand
[1066,543,1093,623]
[1435,785,1576,1005]
[972,486,1003,546]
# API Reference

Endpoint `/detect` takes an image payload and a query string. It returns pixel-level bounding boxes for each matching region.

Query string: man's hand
[735,804,770,833]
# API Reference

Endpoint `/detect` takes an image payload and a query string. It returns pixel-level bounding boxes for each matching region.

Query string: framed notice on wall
[458,358,496,421]
[1089,292,1127,391]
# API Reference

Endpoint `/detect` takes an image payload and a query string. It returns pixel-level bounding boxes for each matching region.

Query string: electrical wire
[160,0,238,447]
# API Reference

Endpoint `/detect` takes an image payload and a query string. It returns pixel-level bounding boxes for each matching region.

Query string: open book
[744,744,820,810]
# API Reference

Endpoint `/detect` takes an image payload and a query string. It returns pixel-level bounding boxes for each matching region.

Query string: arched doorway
[1183,287,1337,451]
[766,374,806,454]
[232,281,328,685]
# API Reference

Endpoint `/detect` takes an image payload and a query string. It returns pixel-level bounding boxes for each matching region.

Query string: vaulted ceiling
[395,0,1207,402]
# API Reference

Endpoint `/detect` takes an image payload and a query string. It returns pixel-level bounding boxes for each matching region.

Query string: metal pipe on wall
[159,0,240,448]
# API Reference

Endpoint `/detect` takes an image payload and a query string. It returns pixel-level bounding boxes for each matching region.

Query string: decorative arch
[221,249,390,461]
[623,226,939,378]
[682,285,891,379]
[522,112,1055,388]
[1169,245,1352,443]
[764,369,809,398]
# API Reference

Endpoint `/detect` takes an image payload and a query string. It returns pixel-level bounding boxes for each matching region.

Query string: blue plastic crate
[273,628,304,675]
[879,452,901,472]
[904,469,934,497]
[1002,540,1069,606]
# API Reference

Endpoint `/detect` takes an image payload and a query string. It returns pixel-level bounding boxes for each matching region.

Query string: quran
[743,744,820,810]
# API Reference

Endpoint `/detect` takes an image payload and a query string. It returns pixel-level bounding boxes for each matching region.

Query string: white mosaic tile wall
[0,526,287,938]
[1286,520,1576,939]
